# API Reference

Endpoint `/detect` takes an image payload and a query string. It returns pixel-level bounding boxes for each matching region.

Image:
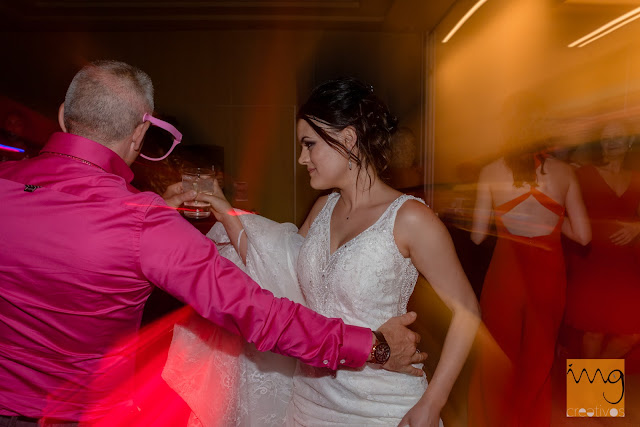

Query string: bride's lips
[308,168,316,174]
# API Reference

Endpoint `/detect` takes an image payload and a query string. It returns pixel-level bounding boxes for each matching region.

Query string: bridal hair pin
[368,85,374,93]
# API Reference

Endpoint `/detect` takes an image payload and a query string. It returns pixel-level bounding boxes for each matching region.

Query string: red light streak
[125,203,254,216]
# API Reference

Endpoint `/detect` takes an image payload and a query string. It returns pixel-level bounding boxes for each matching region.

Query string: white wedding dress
[163,193,442,426]
[287,193,428,426]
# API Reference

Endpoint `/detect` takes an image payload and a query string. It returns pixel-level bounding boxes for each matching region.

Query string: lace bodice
[289,192,433,426]
[297,192,420,329]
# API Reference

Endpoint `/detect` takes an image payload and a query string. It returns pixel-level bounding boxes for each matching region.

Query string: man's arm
[139,198,424,372]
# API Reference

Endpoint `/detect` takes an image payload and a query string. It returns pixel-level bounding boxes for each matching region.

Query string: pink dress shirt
[0,132,372,421]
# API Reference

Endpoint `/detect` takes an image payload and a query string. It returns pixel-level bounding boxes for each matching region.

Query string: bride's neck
[338,178,387,211]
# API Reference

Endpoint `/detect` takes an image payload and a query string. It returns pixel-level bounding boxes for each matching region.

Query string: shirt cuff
[336,325,372,369]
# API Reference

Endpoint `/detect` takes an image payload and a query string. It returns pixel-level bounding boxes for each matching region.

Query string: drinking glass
[181,168,215,219]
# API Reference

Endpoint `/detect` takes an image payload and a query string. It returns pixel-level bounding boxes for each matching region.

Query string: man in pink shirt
[0,60,426,425]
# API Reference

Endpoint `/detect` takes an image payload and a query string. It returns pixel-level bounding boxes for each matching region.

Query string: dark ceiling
[0,0,457,32]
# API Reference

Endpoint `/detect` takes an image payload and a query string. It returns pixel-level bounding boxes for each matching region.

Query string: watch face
[374,342,391,364]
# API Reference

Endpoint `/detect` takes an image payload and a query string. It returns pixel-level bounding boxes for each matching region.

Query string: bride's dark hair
[297,77,398,185]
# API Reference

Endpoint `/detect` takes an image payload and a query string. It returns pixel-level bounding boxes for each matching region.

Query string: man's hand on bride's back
[379,312,427,377]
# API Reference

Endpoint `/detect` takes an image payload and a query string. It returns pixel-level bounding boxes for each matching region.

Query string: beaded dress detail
[288,192,433,426]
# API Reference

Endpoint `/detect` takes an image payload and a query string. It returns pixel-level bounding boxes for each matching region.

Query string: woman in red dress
[468,142,590,426]
[564,122,640,364]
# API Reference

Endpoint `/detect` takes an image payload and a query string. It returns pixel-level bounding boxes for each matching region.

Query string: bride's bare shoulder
[394,198,450,256]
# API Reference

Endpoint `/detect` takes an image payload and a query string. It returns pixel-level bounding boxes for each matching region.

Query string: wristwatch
[369,330,391,365]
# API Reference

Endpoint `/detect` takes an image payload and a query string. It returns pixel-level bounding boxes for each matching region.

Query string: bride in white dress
[163,78,479,426]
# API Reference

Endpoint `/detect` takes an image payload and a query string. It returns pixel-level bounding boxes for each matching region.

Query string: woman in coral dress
[468,146,590,426]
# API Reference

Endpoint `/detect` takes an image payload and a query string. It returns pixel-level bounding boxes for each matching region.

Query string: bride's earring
[347,144,354,170]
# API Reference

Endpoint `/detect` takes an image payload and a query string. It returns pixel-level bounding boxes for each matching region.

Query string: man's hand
[162,182,196,208]
[378,312,427,377]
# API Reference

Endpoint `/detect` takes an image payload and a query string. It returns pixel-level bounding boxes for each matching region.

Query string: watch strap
[373,330,387,344]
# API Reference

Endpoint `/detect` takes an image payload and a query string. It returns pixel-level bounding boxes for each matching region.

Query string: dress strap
[310,192,340,230]
[494,191,532,214]
[530,187,565,216]
[383,195,426,232]
[494,188,564,217]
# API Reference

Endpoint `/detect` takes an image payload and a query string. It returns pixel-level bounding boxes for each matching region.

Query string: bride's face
[297,119,349,190]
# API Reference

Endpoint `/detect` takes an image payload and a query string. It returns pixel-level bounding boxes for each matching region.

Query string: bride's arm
[194,179,248,263]
[396,200,481,427]
[196,187,331,262]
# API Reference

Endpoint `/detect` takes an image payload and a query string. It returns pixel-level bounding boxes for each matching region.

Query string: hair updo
[297,77,398,182]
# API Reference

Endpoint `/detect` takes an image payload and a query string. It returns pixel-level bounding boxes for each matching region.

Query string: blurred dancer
[563,121,640,364]
[468,135,590,426]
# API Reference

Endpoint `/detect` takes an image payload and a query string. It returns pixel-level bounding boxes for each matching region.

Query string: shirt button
[323,360,329,365]
[340,359,346,364]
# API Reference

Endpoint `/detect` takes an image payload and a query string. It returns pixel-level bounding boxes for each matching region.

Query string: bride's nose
[298,148,308,165]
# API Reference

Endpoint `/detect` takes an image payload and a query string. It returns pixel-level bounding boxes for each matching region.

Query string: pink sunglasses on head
[140,113,183,161]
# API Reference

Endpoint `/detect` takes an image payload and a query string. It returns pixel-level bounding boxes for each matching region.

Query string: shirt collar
[41,132,134,183]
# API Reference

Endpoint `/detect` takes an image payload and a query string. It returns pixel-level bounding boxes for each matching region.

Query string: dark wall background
[0,29,425,224]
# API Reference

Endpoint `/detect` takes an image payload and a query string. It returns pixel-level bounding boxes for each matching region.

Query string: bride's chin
[308,180,329,191]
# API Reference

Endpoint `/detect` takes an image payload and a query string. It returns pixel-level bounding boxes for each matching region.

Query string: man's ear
[131,121,151,153]
[58,104,67,132]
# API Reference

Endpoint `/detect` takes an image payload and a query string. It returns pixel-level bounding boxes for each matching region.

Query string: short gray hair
[64,60,154,145]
